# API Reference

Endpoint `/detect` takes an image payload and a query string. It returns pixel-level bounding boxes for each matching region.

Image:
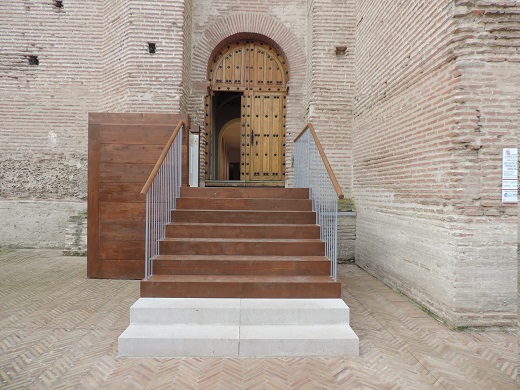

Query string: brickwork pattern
[101,0,132,112]
[308,0,356,194]
[352,0,518,327]
[101,0,187,113]
[0,1,102,199]
[181,0,193,114]
[0,250,516,388]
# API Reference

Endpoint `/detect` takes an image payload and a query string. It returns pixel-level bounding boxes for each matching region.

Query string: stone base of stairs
[118,298,359,357]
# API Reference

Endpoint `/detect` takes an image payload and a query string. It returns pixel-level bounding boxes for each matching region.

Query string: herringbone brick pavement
[0,249,517,389]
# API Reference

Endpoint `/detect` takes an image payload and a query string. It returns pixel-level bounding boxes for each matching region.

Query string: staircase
[119,186,359,357]
[140,187,341,298]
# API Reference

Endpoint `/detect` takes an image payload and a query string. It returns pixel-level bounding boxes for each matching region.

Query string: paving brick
[0,249,516,388]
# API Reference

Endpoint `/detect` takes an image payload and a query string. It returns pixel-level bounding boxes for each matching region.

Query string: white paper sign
[502,148,518,203]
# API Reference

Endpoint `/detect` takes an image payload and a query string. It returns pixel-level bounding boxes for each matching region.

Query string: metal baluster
[143,123,184,281]
[294,127,340,281]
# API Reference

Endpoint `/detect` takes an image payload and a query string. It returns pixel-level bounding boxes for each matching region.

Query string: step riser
[140,281,341,298]
[171,210,316,224]
[118,324,359,357]
[176,198,312,211]
[153,259,330,276]
[129,299,349,325]
[239,325,359,357]
[180,187,310,199]
[118,325,238,357]
[130,299,241,325]
[165,224,320,239]
[159,241,325,256]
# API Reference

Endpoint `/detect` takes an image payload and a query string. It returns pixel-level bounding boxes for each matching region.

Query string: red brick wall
[353,0,518,327]
[101,0,187,112]
[0,1,102,199]
[308,0,356,194]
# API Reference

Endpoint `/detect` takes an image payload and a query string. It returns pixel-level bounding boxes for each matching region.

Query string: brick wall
[101,0,187,113]
[0,1,102,199]
[181,0,193,114]
[353,0,518,327]
[101,0,131,111]
[0,1,102,247]
[449,1,519,327]
[308,0,356,194]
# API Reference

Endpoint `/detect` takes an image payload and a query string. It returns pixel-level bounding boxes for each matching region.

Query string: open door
[205,40,288,186]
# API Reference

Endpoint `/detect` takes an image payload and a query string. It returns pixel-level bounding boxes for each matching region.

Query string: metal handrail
[293,123,343,281]
[141,121,185,279]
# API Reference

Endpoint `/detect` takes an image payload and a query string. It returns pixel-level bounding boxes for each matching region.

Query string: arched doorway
[205,39,288,186]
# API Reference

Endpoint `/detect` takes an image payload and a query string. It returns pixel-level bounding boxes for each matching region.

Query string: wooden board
[88,112,190,279]
[242,92,286,181]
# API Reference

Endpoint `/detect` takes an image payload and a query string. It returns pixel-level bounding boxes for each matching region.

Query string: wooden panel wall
[88,113,190,279]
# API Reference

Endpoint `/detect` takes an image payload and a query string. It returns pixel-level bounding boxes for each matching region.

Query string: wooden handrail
[294,123,345,200]
[140,120,186,195]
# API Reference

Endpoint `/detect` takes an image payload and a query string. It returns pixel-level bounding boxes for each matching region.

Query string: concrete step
[118,298,359,357]
[128,298,348,325]
[240,298,350,325]
[129,298,240,325]
[118,324,239,357]
[240,324,359,357]
[118,323,359,357]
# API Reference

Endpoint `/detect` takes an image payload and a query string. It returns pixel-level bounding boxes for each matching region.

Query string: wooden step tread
[166,223,318,228]
[176,198,312,211]
[161,238,322,242]
[165,222,320,239]
[152,255,330,276]
[171,210,316,224]
[180,187,310,199]
[146,275,335,283]
[154,255,327,261]
[141,274,341,298]
[174,210,314,214]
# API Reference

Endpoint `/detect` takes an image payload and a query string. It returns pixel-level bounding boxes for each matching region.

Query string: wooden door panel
[210,44,246,90]
[241,94,250,181]
[243,92,285,181]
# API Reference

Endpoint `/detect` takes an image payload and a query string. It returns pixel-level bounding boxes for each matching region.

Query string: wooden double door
[206,40,288,184]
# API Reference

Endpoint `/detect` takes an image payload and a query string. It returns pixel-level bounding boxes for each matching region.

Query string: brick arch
[192,13,306,94]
